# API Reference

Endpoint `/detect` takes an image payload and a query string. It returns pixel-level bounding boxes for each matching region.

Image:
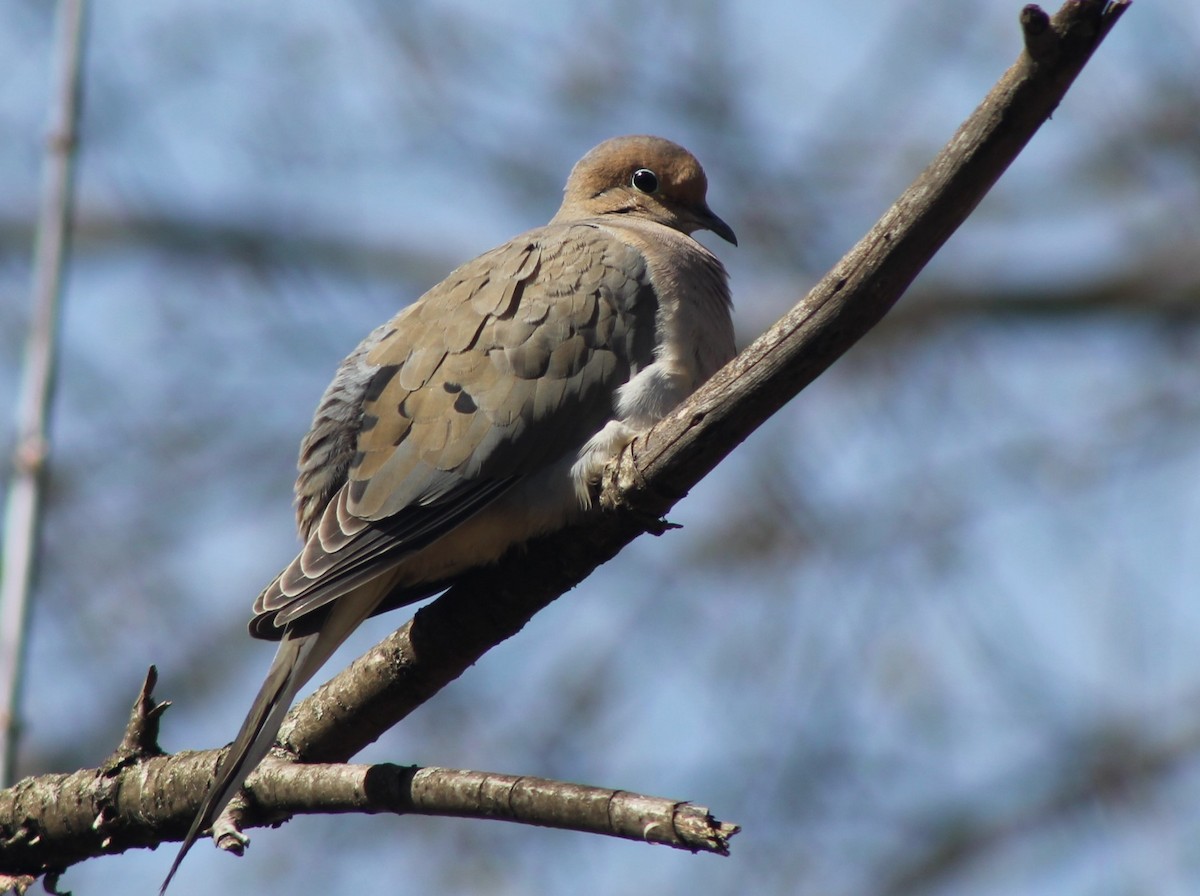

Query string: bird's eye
[631,168,659,194]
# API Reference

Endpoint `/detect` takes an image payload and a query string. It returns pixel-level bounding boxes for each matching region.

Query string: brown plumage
[162,134,736,892]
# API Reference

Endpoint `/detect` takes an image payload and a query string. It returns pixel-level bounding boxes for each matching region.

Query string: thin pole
[0,0,88,786]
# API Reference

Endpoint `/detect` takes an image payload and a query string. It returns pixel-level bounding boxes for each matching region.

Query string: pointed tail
[160,587,384,894]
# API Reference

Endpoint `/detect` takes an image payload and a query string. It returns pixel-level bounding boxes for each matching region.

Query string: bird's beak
[698,204,738,246]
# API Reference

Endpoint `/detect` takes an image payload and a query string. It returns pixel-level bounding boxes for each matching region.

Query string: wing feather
[251,224,659,639]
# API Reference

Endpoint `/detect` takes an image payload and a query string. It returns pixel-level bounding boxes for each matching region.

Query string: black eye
[631,168,659,194]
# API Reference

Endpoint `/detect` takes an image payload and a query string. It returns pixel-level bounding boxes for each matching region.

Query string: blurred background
[3,1,1198,893]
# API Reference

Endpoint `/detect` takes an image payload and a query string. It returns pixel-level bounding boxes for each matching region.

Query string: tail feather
[160,583,387,894]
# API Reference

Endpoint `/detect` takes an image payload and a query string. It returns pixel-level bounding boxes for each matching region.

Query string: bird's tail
[160,586,383,894]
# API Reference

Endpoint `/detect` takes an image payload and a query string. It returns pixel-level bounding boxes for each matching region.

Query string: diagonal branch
[0,0,1131,878]
[271,0,1134,771]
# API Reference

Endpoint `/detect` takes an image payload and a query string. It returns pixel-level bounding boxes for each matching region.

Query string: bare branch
[0,671,734,873]
[0,0,88,787]
[247,763,737,854]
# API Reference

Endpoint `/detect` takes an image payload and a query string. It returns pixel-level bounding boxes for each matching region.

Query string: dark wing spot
[453,390,478,414]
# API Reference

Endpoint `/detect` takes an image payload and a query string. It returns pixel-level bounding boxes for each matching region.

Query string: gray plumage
[162,134,735,892]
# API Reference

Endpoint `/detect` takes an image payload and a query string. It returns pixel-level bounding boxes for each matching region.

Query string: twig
[0,0,89,787]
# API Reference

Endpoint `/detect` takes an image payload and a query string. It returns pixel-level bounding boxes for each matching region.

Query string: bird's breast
[594,219,735,428]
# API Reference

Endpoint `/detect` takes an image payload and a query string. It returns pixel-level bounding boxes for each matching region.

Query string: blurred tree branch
[882,714,1200,895]
[0,0,87,788]
[882,247,1200,331]
[5,217,1196,326]
[0,0,1130,882]
[0,214,457,288]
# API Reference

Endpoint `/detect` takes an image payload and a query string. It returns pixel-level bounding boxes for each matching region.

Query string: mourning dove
[162,134,736,891]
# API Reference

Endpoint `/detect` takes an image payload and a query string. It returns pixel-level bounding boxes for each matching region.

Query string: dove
[162,134,736,891]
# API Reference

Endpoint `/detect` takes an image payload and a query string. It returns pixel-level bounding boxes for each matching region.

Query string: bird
[161,134,736,892]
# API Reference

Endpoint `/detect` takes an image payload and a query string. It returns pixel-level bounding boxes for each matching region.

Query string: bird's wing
[251,224,658,635]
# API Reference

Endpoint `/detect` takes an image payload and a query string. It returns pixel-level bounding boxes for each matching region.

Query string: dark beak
[698,204,738,246]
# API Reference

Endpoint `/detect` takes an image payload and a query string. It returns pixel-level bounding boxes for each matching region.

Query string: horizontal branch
[0,213,458,287]
[0,753,735,874]
[0,669,734,873]
[247,763,737,854]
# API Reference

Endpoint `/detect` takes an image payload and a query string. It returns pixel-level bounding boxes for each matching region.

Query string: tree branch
[881,713,1200,895]
[0,0,1131,879]
[0,669,735,875]
[245,763,738,854]
[0,0,88,789]
[272,0,1135,773]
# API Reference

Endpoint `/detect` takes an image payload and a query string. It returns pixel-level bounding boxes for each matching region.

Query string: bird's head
[554,135,737,246]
